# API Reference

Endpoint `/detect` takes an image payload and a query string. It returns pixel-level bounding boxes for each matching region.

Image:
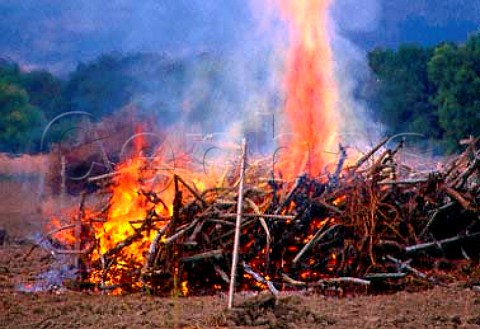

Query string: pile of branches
[47,137,480,295]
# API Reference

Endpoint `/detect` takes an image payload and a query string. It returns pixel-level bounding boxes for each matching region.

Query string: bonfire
[38,132,480,297]
[31,0,480,300]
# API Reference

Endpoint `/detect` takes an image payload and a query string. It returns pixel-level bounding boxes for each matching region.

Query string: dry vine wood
[49,136,480,295]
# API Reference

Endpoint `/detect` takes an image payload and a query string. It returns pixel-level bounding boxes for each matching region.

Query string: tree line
[0,53,203,153]
[1,33,480,154]
[369,33,480,152]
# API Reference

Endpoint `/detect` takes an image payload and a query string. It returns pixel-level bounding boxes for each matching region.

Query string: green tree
[64,55,137,117]
[0,59,66,120]
[428,36,480,151]
[368,45,441,140]
[21,70,65,120]
[0,83,44,153]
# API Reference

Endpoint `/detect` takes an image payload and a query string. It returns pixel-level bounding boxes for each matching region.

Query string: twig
[145,222,171,268]
[87,171,118,182]
[27,222,95,259]
[181,249,224,263]
[363,272,407,280]
[419,202,456,237]
[385,255,444,286]
[293,223,338,264]
[442,186,472,210]
[274,175,305,214]
[205,219,236,226]
[377,178,429,185]
[186,220,205,242]
[352,136,389,170]
[45,224,77,240]
[214,264,230,283]
[51,246,95,255]
[245,198,271,267]
[329,144,347,186]
[319,277,371,286]
[454,154,480,189]
[163,218,201,245]
[315,200,343,215]
[405,231,480,255]
[367,149,391,176]
[219,213,295,220]
[242,261,279,296]
[282,274,370,287]
[175,174,208,207]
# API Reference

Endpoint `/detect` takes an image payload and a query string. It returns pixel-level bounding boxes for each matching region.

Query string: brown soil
[2,178,480,329]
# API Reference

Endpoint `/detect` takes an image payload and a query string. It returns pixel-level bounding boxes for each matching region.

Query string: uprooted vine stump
[41,137,480,295]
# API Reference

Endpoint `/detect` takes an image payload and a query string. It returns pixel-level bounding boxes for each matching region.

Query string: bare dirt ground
[2,178,480,329]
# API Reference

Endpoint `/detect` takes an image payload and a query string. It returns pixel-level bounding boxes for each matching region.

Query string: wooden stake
[60,155,66,205]
[228,138,247,309]
[74,193,86,269]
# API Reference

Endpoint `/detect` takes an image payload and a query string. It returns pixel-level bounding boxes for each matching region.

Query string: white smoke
[330,0,384,149]
[166,1,289,153]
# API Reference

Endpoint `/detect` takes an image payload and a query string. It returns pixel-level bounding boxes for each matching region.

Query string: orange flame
[83,133,223,288]
[278,0,339,179]
[181,280,189,296]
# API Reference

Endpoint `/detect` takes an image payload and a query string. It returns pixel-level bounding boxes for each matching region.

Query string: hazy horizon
[1,0,479,75]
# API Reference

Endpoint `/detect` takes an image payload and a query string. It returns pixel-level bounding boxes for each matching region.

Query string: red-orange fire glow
[277,0,339,180]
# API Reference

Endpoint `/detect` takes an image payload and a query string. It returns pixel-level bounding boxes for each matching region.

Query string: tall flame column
[278,0,339,179]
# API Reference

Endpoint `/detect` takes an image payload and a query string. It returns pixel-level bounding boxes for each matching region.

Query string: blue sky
[1,0,479,74]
